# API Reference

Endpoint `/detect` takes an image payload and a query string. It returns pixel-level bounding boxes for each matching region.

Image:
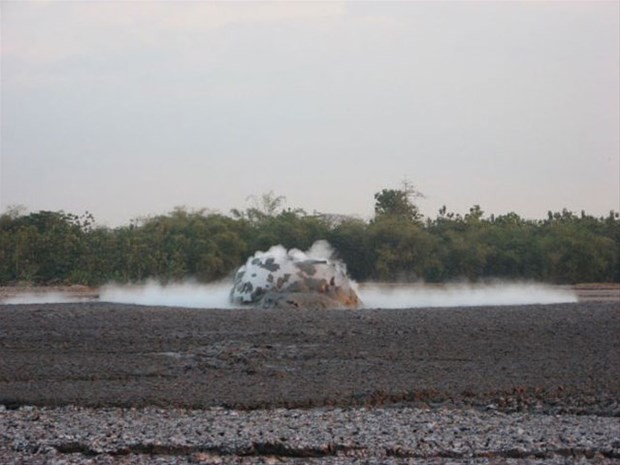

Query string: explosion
[230,240,361,309]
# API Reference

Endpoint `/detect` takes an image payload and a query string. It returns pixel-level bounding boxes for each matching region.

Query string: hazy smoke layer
[2,293,93,305]
[2,281,576,308]
[99,281,237,308]
[358,283,577,308]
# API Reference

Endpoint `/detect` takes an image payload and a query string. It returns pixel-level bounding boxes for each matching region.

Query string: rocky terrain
[2,404,619,464]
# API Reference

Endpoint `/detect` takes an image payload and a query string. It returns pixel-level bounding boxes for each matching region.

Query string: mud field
[0,301,618,414]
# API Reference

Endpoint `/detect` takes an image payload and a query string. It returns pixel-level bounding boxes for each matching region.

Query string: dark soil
[0,302,618,415]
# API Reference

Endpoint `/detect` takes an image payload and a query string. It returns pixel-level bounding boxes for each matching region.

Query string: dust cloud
[99,281,237,308]
[2,281,576,308]
[358,282,577,308]
[2,292,93,305]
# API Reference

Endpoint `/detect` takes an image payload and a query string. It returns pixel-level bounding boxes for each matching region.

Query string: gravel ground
[2,405,619,464]
[1,300,619,463]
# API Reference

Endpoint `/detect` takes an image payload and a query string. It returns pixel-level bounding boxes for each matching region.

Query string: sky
[1,1,618,227]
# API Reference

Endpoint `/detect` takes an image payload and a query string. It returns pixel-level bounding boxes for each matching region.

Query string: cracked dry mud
[1,301,619,464]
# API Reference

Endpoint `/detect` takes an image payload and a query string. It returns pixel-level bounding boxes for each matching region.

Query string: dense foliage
[0,191,618,286]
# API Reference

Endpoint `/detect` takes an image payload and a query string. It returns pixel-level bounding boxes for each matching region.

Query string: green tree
[373,181,423,222]
[0,198,618,286]
[231,191,289,223]
[327,219,373,281]
[368,215,438,281]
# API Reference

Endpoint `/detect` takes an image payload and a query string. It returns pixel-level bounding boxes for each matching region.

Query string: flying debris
[230,241,361,309]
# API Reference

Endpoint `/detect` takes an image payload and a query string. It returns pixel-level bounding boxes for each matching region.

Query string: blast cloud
[230,240,360,308]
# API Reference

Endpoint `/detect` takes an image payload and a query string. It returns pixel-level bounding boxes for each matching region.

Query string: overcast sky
[1,1,618,227]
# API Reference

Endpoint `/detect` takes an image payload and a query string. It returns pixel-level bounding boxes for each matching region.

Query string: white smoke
[230,240,356,305]
[2,292,93,305]
[358,282,577,308]
[99,280,237,308]
[1,281,577,308]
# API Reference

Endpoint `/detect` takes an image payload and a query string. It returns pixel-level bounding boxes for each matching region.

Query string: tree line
[0,189,618,286]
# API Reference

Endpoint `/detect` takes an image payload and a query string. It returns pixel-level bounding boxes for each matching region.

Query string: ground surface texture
[1,301,618,464]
